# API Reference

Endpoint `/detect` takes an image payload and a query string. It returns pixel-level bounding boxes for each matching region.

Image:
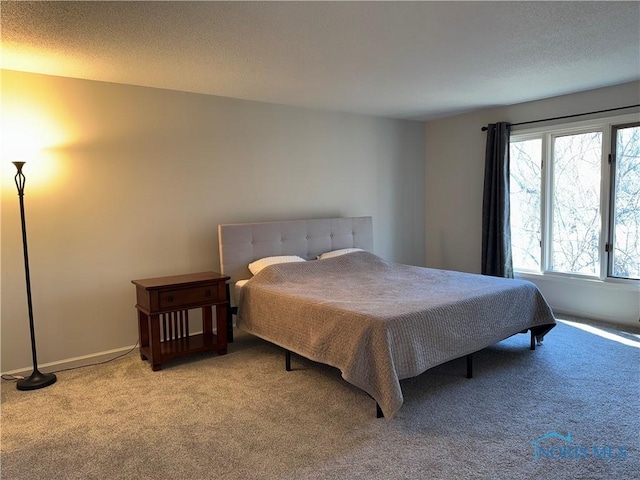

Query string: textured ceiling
[1,1,639,120]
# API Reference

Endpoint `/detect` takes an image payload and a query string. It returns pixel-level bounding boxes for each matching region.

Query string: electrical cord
[1,340,139,382]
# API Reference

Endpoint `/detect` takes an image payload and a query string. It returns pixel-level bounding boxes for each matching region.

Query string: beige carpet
[1,317,639,479]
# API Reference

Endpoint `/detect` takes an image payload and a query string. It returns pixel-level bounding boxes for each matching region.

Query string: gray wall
[424,81,640,326]
[1,70,425,372]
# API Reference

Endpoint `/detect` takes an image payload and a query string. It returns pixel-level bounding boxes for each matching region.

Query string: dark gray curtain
[481,122,513,278]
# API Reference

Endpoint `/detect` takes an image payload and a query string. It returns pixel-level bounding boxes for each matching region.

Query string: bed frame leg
[376,402,384,418]
[466,354,473,379]
[285,349,292,371]
[530,330,536,351]
[227,305,237,343]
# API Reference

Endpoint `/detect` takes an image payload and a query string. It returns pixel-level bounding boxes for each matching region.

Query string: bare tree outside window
[551,132,602,276]
[510,139,541,271]
[510,117,638,281]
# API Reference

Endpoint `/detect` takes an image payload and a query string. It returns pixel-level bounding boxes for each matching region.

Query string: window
[551,131,602,276]
[510,138,542,271]
[509,114,640,281]
[610,123,640,279]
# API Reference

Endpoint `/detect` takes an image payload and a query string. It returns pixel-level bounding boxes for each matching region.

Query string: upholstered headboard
[218,216,373,283]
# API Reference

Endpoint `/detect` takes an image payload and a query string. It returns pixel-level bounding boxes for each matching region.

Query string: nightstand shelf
[139,332,217,363]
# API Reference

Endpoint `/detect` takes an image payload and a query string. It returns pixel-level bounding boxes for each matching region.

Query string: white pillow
[317,248,363,260]
[248,255,306,275]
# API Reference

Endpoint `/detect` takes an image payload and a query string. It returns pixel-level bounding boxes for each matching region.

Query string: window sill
[515,271,640,292]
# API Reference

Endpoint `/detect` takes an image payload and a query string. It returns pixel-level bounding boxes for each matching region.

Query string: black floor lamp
[12,161,57,391]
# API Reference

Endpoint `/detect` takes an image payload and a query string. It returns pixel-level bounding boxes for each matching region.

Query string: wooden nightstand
[132,272,230,371]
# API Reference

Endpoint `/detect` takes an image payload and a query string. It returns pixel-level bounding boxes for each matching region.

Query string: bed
[218,216,556,418]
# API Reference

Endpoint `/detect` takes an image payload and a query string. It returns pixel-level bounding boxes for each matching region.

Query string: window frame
[608,121,640,280]
[509,112,639,284]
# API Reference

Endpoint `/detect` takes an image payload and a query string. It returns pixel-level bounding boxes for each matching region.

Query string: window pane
[551,132,602,276]
[510,139,541,271]
[611,125,640,279]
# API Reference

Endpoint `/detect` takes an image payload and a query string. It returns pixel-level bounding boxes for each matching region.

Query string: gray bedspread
[237,251,556,418]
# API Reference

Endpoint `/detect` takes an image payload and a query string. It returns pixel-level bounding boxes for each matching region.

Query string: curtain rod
[480,103,640,131]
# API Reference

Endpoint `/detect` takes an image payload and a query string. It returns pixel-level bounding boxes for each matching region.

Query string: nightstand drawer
[159,285,223,308]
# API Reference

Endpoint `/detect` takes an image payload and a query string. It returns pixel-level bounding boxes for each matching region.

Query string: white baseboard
[552,307,640,330]
[1,343,138,377]
[1,328,216,376]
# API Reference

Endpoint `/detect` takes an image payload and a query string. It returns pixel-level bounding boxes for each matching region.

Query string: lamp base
[16,370,57,391]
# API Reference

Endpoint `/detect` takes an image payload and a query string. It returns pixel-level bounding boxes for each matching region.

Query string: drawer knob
[205,289,211,297]
[167,295,174,302]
